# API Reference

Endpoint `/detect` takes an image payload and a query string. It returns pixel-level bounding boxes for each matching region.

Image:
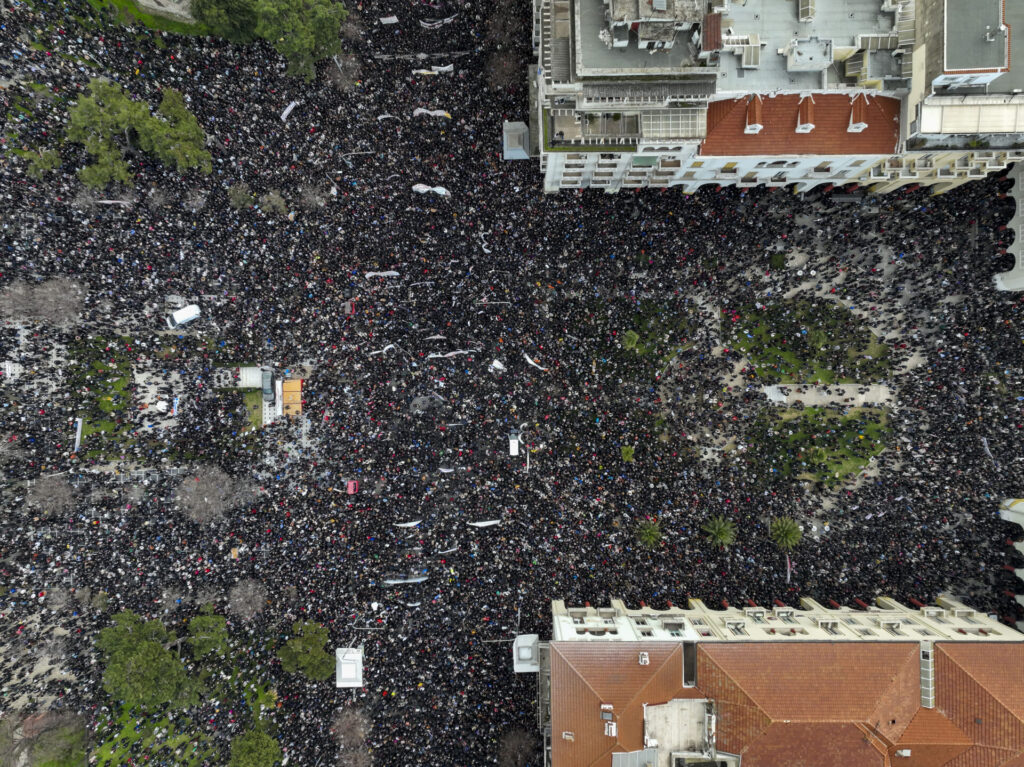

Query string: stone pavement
[762,383,893,408]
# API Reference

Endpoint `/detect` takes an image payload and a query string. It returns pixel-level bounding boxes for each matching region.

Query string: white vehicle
[166,304,200,329]
[509,429,520,456]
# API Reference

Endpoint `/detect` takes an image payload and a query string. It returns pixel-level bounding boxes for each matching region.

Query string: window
[776,610,796,624]
[726,621,747,636]
[818,620,840,636]
[683,642,697,686]
[880,621,903,637]
[745,610,766,623]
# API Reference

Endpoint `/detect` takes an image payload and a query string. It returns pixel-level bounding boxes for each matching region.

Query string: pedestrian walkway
[762,383,893,407]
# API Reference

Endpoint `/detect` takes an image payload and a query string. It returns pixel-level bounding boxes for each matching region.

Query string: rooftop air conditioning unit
[896,750,912,758]
[639,652,650,665]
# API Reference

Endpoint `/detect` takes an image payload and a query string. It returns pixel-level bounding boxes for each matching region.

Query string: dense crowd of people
[2,0,1024,762]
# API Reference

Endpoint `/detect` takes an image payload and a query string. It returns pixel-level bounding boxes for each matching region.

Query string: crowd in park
[2,0,1024,763]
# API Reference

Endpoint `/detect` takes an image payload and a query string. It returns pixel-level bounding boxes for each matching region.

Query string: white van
[509,429,520,456]
[166,304,200,329]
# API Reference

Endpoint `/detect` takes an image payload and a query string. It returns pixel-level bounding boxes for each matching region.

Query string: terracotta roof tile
[549,640,1024,767]
[899,709,973,746]
[945,745,1019,767]
[700,93,901,156]
[703,12,722,51]
[700,642,920,724]
[550,642,696,767]
[936,644,1024,754]
[742,723,887,767]
[888,710,972,767]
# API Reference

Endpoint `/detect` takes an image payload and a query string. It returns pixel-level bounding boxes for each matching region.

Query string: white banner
[280,100,300,123]
[413,108,451,118]
[379,15,399,23]
[523,352,549,372]
[412,184,451,197]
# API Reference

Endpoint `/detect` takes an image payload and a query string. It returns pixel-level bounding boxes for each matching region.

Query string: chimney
[745,95,764,134]
[848,94,868,133]
[796,96,815,133]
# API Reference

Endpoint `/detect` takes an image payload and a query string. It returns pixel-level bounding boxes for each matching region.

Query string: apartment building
[531,0,1024,196]
[514,595,1024,767]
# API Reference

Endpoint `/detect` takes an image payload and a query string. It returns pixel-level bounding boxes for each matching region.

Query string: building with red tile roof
[701,94,901,156]
[524,596,1024,767]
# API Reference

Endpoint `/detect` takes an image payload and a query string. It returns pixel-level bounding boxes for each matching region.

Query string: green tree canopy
[702,515,737,549]
[255,0,348,81]
[769,517,803,552]
[192,0,259,42]
[67,79,211,188]
[97,611,195,709]
[636,519,662,549]
[136,89,213,174]
[188,605,230,659]
[230,728,282,767]
[103,638,195,709]
[97,610,170,656]
[277,621,334,680]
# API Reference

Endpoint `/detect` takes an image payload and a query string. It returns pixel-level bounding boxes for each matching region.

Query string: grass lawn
[85,0,207,35]
[91,708,216,767]
[726,300,889,384]
[750,406,890,485]
[241,389,264,431]
[67,337,135,451]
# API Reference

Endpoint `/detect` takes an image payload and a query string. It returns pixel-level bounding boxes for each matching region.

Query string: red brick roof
[703,12,722,51]
[549,641,1024,767]
[700,93,901,156]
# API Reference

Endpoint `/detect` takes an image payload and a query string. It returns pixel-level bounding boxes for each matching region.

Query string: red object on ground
[347,480,359,495]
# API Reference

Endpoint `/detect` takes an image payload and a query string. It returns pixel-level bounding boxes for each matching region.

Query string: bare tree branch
[25,475,76,518]
[228,579,267,622]
[499,728,539,767]
[333,708,372,767]
[175,465,254,524]
[0,279,86,326]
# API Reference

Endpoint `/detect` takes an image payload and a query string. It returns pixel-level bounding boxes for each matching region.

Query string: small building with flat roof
[502,121,531,160]
[335,647,363,688]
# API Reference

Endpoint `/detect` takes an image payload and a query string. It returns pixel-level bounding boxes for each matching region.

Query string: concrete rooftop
[717,0,897,93]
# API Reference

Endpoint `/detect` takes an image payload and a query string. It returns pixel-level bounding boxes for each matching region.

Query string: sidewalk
[762,383,892,407]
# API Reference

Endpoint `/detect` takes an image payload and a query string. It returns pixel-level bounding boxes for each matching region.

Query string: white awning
[919,96,1024,134]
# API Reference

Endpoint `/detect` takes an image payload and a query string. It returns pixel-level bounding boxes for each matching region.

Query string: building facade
[516,595,1024,767]
[531,0,1024,196]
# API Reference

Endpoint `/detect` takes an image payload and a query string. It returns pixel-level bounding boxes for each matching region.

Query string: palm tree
[636,519,662,549]
[702,515,737,549]
[769,517,802,583]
